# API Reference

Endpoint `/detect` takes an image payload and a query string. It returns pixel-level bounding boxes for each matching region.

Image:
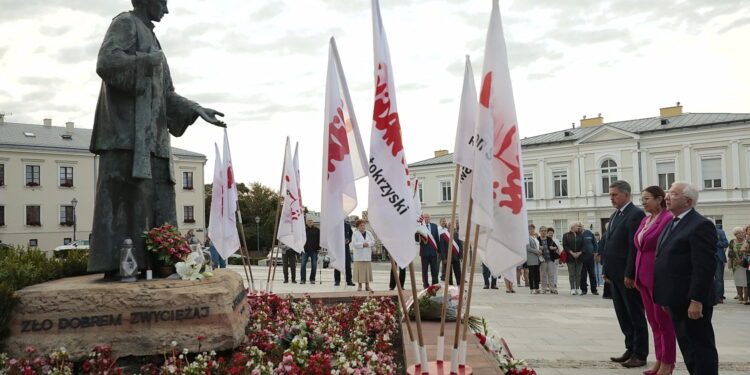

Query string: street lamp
[254,216,261,254]
[70,198,78,242]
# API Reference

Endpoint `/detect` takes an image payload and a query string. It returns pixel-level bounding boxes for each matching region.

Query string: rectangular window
[701,157,721,189]
[440,181,452,201]
[29,239,38,247]
[553,171,568,197]
[0,205,5,226]
[184,206,195,223]
[705,215,723,230]
[59,205,74,226]
[656,161,676,190]
[524,173,534,199]
[553,219,568,241]
[25,165,40,186]
[26,205,41,226]
[418,184,423,203]
[0,164,5,186]
[63,238,72,245]
[182,171,194,190]
[59,166,74,187]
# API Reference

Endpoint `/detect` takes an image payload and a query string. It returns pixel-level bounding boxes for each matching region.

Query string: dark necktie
[657,217,680,252]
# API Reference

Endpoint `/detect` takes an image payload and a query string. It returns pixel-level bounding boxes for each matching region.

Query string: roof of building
[0,121,206,159]
[409,112,750,167]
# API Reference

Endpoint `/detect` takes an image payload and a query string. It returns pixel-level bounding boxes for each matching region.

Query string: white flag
[367,0,417,269]
[208,144,233,259]
[477,0,528,276]
[454,56,478,241]
[277,138,306,253]
[293,142,303,210]
[218,129,241,259]
[320,37,368,273]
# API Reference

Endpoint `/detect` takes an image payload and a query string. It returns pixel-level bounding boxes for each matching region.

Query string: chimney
[65,121,74,132]
[580,113,603,127]
[660,102,683,117]
[43,118,52,127]
[434,149,449,157]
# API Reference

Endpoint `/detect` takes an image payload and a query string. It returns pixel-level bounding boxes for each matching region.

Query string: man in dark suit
[654,182,718,375]
[334,222,355,286]
[416,213,440,288]
[602,180,648,368]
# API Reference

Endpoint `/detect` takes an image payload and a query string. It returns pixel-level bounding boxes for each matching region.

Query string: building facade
[409,105,750,238]
[0,118,207,250]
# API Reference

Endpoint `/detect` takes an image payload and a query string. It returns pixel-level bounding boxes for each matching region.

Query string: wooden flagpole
[389,256,419,368]
[234,203,253,291]
[408,263,430,373]
[266,197,283,290]
[437,164,461,364]
[459,224,482,368]
[450,198,474,374]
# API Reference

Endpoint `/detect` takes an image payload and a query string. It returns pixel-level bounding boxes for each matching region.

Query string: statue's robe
[88,11,199,274]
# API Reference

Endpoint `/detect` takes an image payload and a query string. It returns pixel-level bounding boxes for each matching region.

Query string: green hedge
[0,246,89,348]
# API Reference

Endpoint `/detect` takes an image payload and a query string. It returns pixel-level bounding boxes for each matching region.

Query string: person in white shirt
[351,219,374,292]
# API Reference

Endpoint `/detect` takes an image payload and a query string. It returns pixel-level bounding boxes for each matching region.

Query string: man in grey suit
[602,180,648,368]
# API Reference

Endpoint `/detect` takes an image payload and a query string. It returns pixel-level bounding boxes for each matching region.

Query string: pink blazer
[633,209,673,289]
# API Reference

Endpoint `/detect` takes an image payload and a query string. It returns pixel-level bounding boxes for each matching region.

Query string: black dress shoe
[300,281,306,284]
[621,357,646,368]
[292,280,297,284]
[334,282,340,286]
[283,280,289,284]
[610,351,631,363]
[592,291,599,295]
[347,282,356,286]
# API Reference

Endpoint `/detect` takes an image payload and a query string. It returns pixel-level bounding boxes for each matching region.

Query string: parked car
[54,240,89,252]
[266,247,284,266]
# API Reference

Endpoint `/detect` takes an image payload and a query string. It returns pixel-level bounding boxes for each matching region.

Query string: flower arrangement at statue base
[471,318,537,375]
[0,293,401,374]
[143,223,212,280]
[408,284,459,321]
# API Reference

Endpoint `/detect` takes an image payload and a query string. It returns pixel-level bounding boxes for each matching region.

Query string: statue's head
[132,0,169,22]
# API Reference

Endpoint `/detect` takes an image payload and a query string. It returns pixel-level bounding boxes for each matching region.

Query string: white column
[631,149,641,191]
[577,155,585,197]
[682,145,692,184]
[538,160,546,200]
[731,140,741,189]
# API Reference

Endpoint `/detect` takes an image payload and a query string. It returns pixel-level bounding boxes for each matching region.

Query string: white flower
[171,341,178,347]
[175,255,204,280]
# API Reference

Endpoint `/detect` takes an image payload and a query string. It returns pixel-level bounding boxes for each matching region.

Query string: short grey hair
[570,221,582,230]
[671,181,699,206]
[732,226,745,236]
[609,180,631,194]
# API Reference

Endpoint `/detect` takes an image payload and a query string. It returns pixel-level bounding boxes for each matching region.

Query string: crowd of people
[202,178,745,375]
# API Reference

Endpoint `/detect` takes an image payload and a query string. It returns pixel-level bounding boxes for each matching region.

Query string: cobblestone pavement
[232,261,750,374]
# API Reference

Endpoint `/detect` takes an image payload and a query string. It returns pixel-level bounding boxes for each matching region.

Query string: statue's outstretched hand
[196,107,226,127]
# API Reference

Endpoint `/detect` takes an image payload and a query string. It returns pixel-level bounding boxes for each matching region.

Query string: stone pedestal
[5,269,248,360]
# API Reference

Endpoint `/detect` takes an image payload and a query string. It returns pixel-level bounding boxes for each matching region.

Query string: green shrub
[0,246,89,347]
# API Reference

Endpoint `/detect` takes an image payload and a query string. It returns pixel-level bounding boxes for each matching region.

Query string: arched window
[601,159,618,193]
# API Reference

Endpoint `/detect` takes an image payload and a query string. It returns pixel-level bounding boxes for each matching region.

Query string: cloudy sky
[2,0,749,213]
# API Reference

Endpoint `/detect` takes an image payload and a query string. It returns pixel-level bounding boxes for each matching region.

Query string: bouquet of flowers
[471,318,537,375]
[408,284,461,321]
[175,252,214,281]
[143,223,193,266]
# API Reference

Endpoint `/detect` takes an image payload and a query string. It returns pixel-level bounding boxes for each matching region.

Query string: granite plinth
[5,269,248,360]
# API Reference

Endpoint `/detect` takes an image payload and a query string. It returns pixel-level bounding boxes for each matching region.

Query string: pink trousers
[639,282,677,364]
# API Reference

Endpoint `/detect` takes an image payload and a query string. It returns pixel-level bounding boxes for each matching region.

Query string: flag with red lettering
[320,37,368,273]
[208,144,236,259]
[293,142,303,210]
[367,0,418,269]
[476,0,528,276]
[454,56,478,241]
[219,130,241,259]
[277,137,306,253]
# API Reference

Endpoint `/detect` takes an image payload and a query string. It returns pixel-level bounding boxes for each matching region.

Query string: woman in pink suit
[634,186,676,375]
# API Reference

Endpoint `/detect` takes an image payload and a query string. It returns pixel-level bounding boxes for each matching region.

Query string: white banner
[277,137,306,253]
[367,0,417,269]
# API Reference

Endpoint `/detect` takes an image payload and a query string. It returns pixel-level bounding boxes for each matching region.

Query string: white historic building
[0,117,207,250]
[409,105,750,237]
